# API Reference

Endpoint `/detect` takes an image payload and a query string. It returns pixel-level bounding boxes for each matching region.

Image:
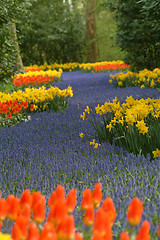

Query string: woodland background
[0,0,160,82]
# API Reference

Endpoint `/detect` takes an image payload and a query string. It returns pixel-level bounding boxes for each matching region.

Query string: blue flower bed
[0,71,160,238]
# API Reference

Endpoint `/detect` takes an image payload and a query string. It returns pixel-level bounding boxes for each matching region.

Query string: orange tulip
[19,204,31,224]
[92,228,112,240]
[12,223,22,240]
[103,231,113,240]
[40,221,57,240]
[136,221,151,240]
[0,198,7,220]
[120,232,131,240]
[8,112,12,119]
[75,232,84,240]
[48,199,67,225]
[157,218,160,237]
[93,207,112,239]
[127,198,143,226]
[0,221,2,231]
[20,189,32,209]
[27,222,40,240]
[81,189,92,210]
[92,183,102,208]
[23,101,28,109]
[6,195,20,220]
[101,197,116,225]
[48,185,65,209]
[15,216,28,239]
[91,231,105,240]
[57,215,75,240]
[83,204,94,226]
[48,191,56,208]
[66,189,77,213]
[30,104,34,112]
[32,192,45,212]
[55,185,65,201]
[32,198,46,224]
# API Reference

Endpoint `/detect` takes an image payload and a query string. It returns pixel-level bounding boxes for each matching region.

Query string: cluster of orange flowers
[92,64,129,73]
[25,68,41,72]
[12,75,55,88]
[0,183,160,240]
[0,100,34,119]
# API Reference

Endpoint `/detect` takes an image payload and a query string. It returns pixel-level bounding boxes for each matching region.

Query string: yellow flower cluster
[136,120,148,135]
[110,71,134,82]
[26,61,125,72]
[79,132,85,140]
[0,86,73,106]
[13,69,63,79]
[0,232,13,240]
[152,148,160,159]
[95,96,160,135]
[90,139,101,148]
[26,63,80,71]
[109,68,160,88]
[80,106,91,120]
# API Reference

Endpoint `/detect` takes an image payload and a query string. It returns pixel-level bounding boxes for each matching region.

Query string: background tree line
[0,0,160,82]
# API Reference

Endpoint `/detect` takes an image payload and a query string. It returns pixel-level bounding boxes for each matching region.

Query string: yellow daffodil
[0,232,13,240]
[80,112,86,120]
[90,139,100,148]
[152,149,160,159]
[136,120,148,135]
[79,132,85,139]
[85,106,91,114]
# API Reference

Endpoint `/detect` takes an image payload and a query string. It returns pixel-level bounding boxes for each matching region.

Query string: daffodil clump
[16,69,63,78]
[81,96,160,160]
[109,68,160,89]
[25,62,80,72]
[90,139,101,148]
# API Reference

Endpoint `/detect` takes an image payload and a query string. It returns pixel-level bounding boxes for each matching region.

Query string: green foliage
[0,0,33,82]
[17,0,86,65]
[106,0,160,70]
[0,0,32,23]
[0,81,15,93]
[0,22,16,82]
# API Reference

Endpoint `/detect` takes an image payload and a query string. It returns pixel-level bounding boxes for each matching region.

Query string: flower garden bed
[25,60,129,73]
[109,68,160,89]
[0,68,72,128]
[0,64,160,239]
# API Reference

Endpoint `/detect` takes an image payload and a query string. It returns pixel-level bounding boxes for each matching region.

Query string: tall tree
[86,0,99,62]
[0,0,32,82]
[10,21,24,73]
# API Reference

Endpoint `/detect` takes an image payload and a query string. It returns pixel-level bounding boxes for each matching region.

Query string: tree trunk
[10,21,24,73]
[86,0,98,62]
